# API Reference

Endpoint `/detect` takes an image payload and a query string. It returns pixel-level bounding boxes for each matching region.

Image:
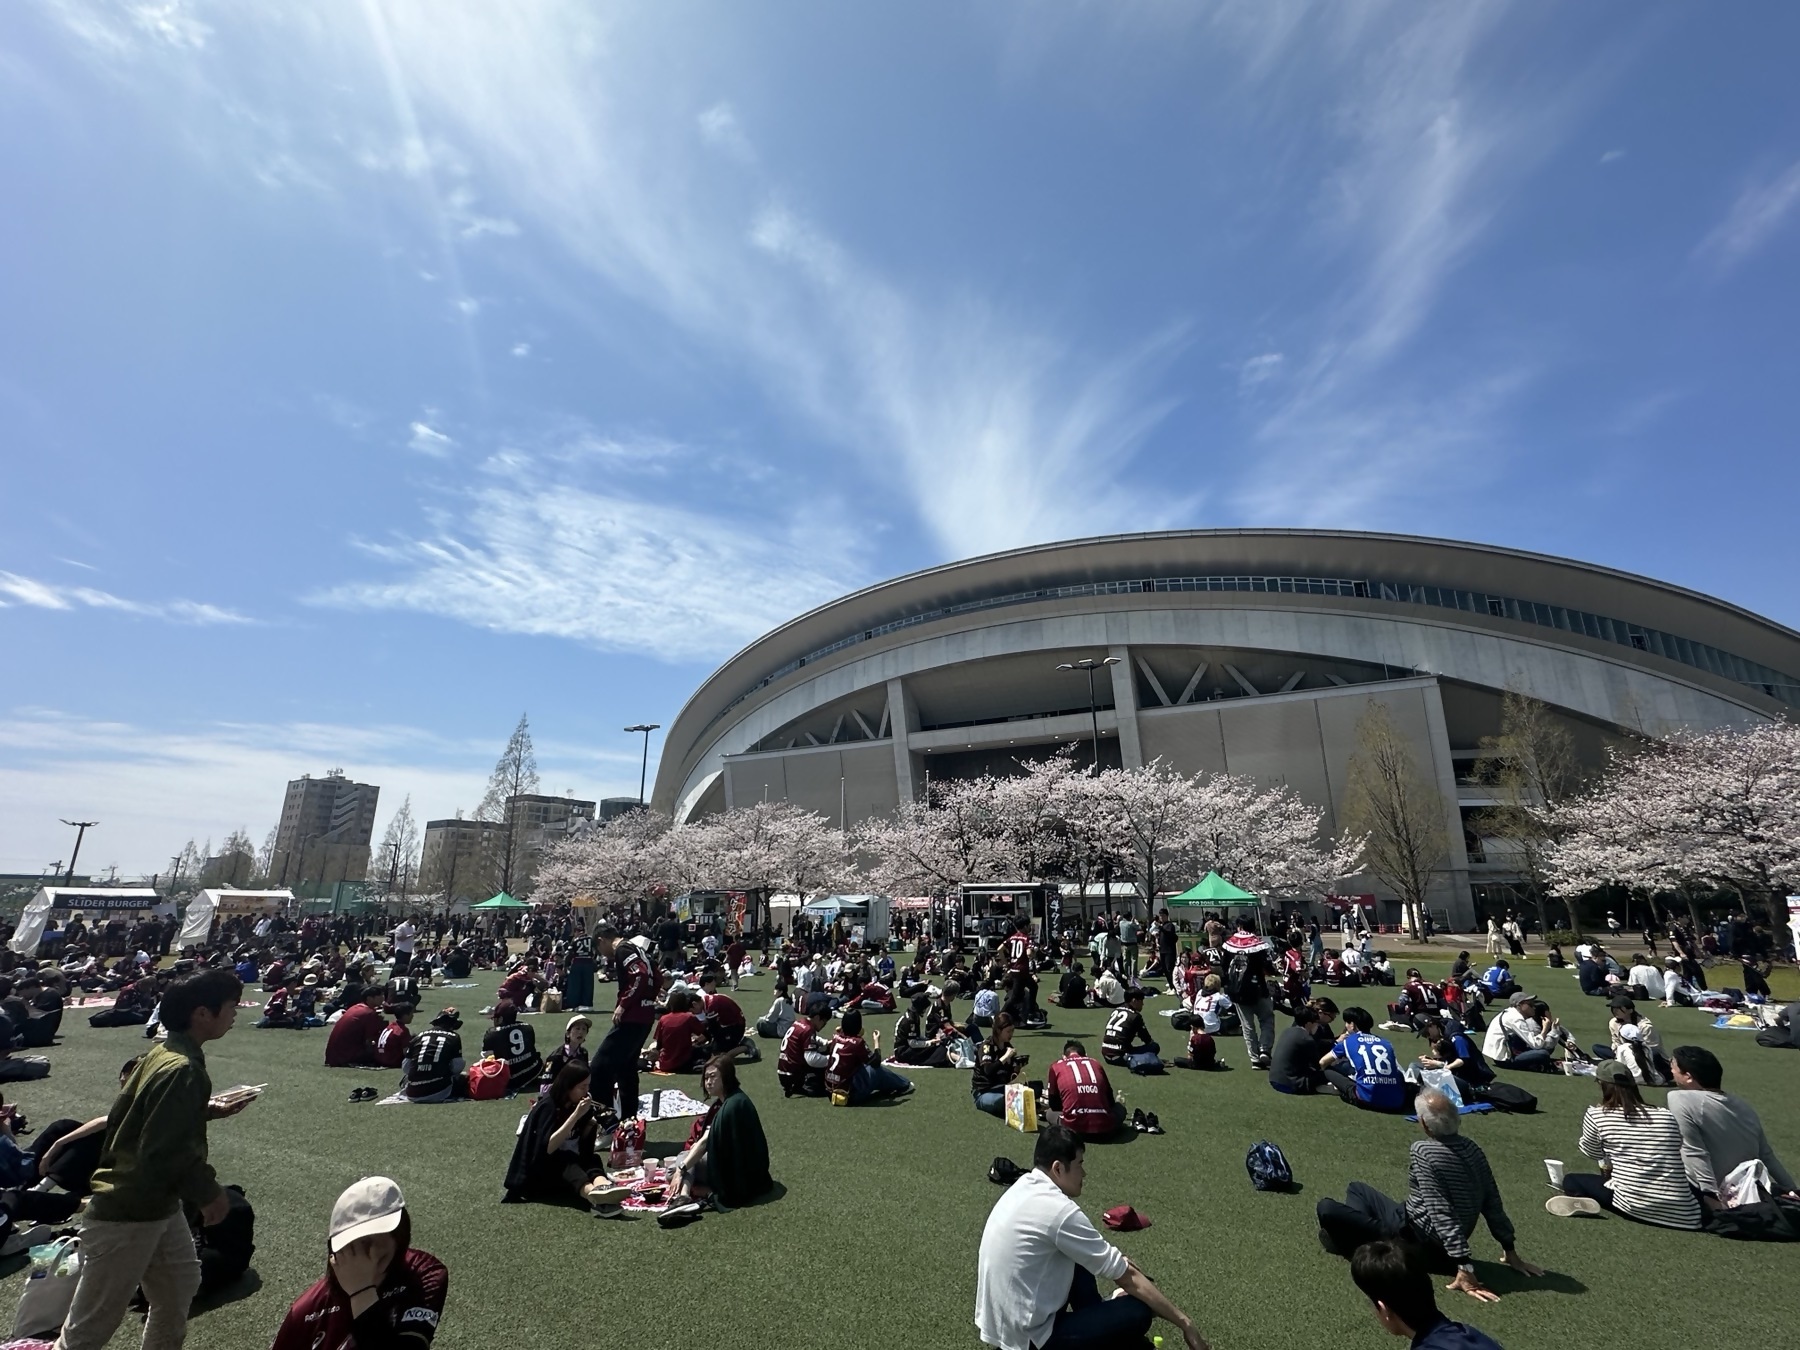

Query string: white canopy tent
[177,889,295,950]
[8,888,171,956]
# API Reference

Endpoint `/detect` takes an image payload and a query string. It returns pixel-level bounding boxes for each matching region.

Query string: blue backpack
[1246,1139,1293,1191]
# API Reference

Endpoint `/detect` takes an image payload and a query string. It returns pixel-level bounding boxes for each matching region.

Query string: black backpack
[1246,1140,1294,1191]
[989,1157,1025,1187]
[192,1185,256,1294]
[1225,953,1253,1000]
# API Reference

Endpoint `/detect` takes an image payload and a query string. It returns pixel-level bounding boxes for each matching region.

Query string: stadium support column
[1108,645,1145,769]
[887,678,924,802]
[1421,679,1476,930]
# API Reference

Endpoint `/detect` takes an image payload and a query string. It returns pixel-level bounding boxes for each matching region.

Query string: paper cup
[1545,1159,1565,1188]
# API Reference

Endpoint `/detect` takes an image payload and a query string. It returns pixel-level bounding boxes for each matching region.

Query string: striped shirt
[1578,1104,1702,1229]
[1403,1136,1517,1264]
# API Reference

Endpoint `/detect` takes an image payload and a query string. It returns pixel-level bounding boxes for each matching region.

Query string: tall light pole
[625,724,661,805]
[1054,658,1121,772]
[60,820,98,886]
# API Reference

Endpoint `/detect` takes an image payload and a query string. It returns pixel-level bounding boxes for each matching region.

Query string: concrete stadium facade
[652,531,1800,928]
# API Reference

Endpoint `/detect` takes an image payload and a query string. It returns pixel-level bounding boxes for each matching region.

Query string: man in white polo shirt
[976,1124,1208,1350]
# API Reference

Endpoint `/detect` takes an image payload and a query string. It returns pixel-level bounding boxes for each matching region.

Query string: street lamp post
[60,820,98,887]
[625,724,661,805]
[1054,657,1122,771]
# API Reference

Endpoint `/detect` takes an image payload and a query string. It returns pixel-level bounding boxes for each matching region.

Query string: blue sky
[3,2,1798,875]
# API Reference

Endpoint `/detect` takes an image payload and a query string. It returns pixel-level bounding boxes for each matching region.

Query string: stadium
[652,530,1800,928]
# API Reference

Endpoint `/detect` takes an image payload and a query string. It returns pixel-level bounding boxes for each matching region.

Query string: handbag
[467,1054,512,1101]
[14,1236,80,1337]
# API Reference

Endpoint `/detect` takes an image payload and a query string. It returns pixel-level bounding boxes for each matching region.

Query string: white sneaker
[1545,1195,1602,1218]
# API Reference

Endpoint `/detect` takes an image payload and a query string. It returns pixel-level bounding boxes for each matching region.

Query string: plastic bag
[1416,1065,1464,1108]
[1004,1082,1038,1133]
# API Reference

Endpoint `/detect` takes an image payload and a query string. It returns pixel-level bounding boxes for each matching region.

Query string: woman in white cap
[270,1175,448,1350]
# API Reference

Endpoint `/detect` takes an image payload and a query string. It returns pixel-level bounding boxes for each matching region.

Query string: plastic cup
[1545,1159,1564,1188]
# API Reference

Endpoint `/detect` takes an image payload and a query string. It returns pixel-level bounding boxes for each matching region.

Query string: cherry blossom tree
[1547,721,1800,929]
[853,776,1015,896]
[532,807,673,913]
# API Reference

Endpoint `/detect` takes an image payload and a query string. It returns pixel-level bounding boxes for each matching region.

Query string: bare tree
[1470,689,1583,935]
[254,825,278,887]
[371,796,421,900]
[477,713,540,894]
[1342,703,1448,938]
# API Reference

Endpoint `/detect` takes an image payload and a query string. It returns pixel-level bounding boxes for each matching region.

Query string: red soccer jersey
[325,1003,384,1067]
[703,991,745,1035]
[1005,934,1032,972]
[498,971,534,1006]
[615,948,658,1025]
[654,1012,706,1073]
[824,1032,871,1093]
[271,1248,447,1350]
[778,1019,819,1089]
[725,941,747,970]
[1048,1054,1117,1135]
[376,1022,412,1069]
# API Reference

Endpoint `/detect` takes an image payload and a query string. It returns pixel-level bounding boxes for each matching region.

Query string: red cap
[1102,1204,1151,1231]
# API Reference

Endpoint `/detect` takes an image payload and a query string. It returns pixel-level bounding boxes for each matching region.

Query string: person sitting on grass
[1321,1007,1409,1113]
[697,968,753,1061]
[1548,1059,1700,1229]
[973,1013,1027,1116]
[256,974,305,1029]
[1665,1044,1800,1211]
[1660,957,1701,1009]
[1594,995,1668,1084]
[481,1001,544,1094]
[402,1009,466,1103]
[502,1064,629,1214]
[1317,1089,1544,1302]
[1479,959,1515,1001]
[645,990,709,1075]
[1482,993,1567,1074]
[270,1176,448,1350]
[1101,988,1163,1074]
[1349,1238,1506,1350]
[1755,997,1800,1050]
[1091,965,1127,1009]
[976,1124,1210,1350]
[1269,1003,1332,1095]
[376,1005,414,1070]
[324,989,387,1068]
[1419,1019,1492,1090]
[891,993,953,1068]
[657,1053,773,1229]
[1046,1040,1126,1138]
[776,998,832,1098]
[824,1006,913,1105]
[1052,962,1088,1009]
[543,1014,592,1083]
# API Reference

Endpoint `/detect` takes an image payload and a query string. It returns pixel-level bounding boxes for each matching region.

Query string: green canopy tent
[470,892,529,910]
[1166,872,1259,907]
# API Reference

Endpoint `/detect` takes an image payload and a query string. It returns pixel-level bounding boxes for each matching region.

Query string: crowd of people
[0,894,1792,1350]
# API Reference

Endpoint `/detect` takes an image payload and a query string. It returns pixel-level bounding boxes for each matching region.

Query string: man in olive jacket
[56,967,253,1350]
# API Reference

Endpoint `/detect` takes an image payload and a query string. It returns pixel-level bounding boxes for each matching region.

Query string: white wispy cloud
[1600,148,1626,165]
[1236,352,1285,392]
[311,446,862,665]
[406,419,454,455]
[0,571,249,625]
[41,3,1186,560]
[1223,7,1582,525]
[0,708,642,874]
[1695,159,1800,275]
[510,341,531,358]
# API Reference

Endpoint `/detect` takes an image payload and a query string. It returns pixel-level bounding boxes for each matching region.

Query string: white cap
[328,1176,406,1252]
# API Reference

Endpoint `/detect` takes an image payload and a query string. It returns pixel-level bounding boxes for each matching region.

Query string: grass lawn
[5,955,1796,1350]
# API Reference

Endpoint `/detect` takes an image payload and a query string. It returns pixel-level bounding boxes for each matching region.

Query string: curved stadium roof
[654,529,1800,810]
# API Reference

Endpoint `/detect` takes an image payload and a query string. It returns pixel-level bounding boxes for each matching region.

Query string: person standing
[587,924,657,1119]
[55,968,252,1350]
[1117,913,1139,980]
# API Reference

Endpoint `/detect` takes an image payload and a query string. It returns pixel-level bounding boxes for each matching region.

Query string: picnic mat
[1713,1013,1763,1030]
[377,1086,711,1118]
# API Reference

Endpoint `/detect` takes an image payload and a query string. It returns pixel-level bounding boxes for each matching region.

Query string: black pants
[1756,1030,1798,1050]
[588,1021,650,1117]
[1316,1183,1453,1271]
[1322,1069,1416,1112]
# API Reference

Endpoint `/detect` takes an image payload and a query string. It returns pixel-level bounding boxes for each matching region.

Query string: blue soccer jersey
[1337,1030,1404,1109]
